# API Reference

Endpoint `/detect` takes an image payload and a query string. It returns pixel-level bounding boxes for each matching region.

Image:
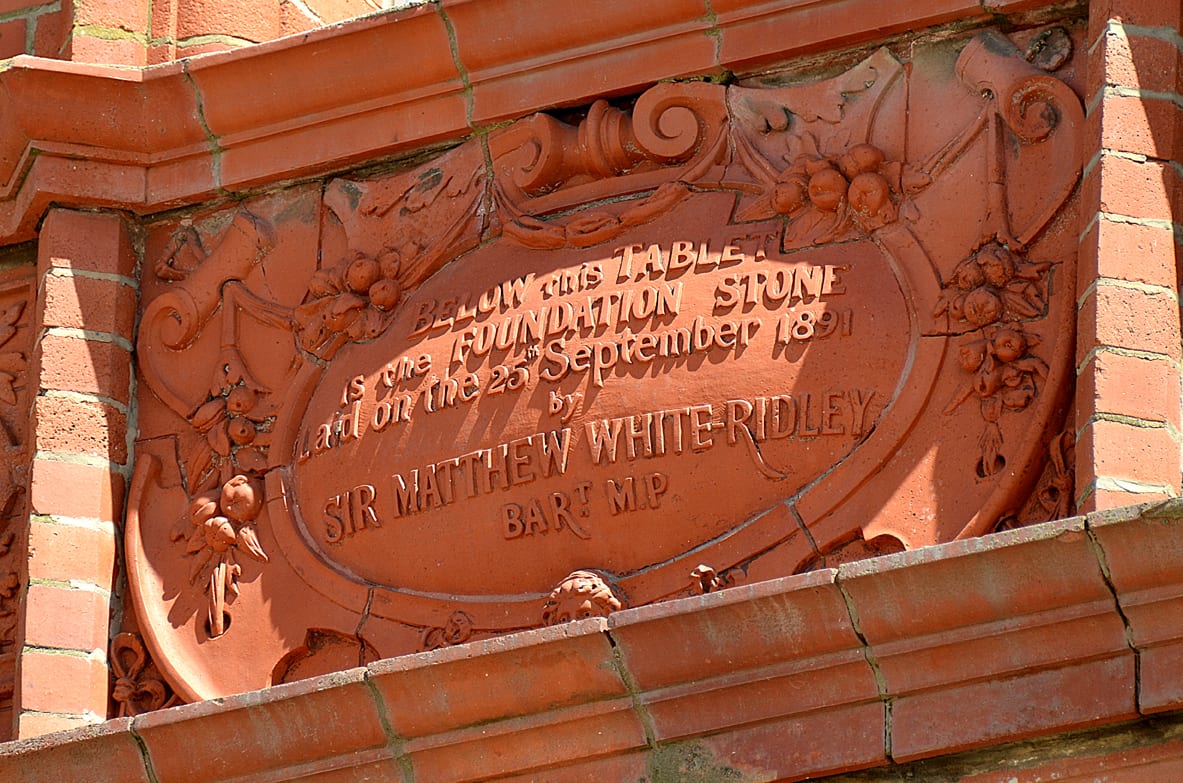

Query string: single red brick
[1091,28,1183,95]
[33,395,129,464]
[72,0,150,33]
[0,18,27,59]
[1090,92,1183,162]
[174,1,280,43]
[35,333,132,404]
[23,584,110,653]
[38,211,136,278]
[1077,216,1179,295]
[1078,349,1182,427]
[1082,153,1182,223]
[31,8,71,58]
[16,650,108,716]
[67,32,148,66]
[28,459,125,523]
[41,273,137,338]
[1077,417,1182,494]
[1077,283,1183,363]
[26,517,116,587]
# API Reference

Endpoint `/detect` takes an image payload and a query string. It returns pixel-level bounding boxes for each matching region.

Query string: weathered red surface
[0,0,1177,780]
[120,24,1088,700]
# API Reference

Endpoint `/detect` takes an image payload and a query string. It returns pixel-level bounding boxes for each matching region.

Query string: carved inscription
[297,230,888,557]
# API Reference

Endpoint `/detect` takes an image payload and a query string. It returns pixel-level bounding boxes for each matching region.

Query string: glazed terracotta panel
[129,26,1086,699]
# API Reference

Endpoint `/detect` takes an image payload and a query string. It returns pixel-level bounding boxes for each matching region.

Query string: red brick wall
[1076,0,1183,512]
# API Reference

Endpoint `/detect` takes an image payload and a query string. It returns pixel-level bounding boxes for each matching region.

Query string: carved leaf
[235,525,268,563]
[619,182,690,227]
[185,527,208,554]
[734,193,780,223]
[185,441,216,494]
[0,352,24,374]
[189,549,213,583]
[206,420,231,457]
[0,301,24,350]
[190,399,227,433]
[0,372,15,405]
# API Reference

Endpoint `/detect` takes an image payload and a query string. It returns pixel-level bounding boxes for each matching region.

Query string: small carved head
[541,570,625,625]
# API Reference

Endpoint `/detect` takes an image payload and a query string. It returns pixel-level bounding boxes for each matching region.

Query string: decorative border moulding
[0,0,1051,244]
[3,501,1181,783]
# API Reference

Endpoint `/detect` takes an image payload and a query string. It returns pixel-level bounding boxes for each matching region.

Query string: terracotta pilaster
[14,210,137,737]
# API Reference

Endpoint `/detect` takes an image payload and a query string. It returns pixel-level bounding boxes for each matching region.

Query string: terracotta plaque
[129,28,1085,698]
[293,211,906,599]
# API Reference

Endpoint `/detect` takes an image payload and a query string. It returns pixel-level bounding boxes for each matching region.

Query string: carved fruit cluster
[935,242,1049,328]
[295,248,404,353]
[190,383,271,483]
[739,137,921,243]
[171,475,269,638]
[953,326,1048,413]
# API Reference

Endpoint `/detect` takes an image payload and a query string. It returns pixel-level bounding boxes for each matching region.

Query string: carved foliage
[997,430,1075,531]
[111,632,180,717]
[735,136,921,244]
[0,286,29,653]
[940,243,1052,476]
[170,475,268,638]
[292,246,409,359]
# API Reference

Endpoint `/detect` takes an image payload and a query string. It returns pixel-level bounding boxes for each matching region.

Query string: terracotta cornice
[2,501,1179,782]
[0,0,1053,244]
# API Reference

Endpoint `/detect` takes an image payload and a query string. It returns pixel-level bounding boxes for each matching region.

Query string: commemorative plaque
[129,30,1084,698]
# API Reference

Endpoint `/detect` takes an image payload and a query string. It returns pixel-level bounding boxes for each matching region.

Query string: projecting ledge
[3,500,1180,783]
